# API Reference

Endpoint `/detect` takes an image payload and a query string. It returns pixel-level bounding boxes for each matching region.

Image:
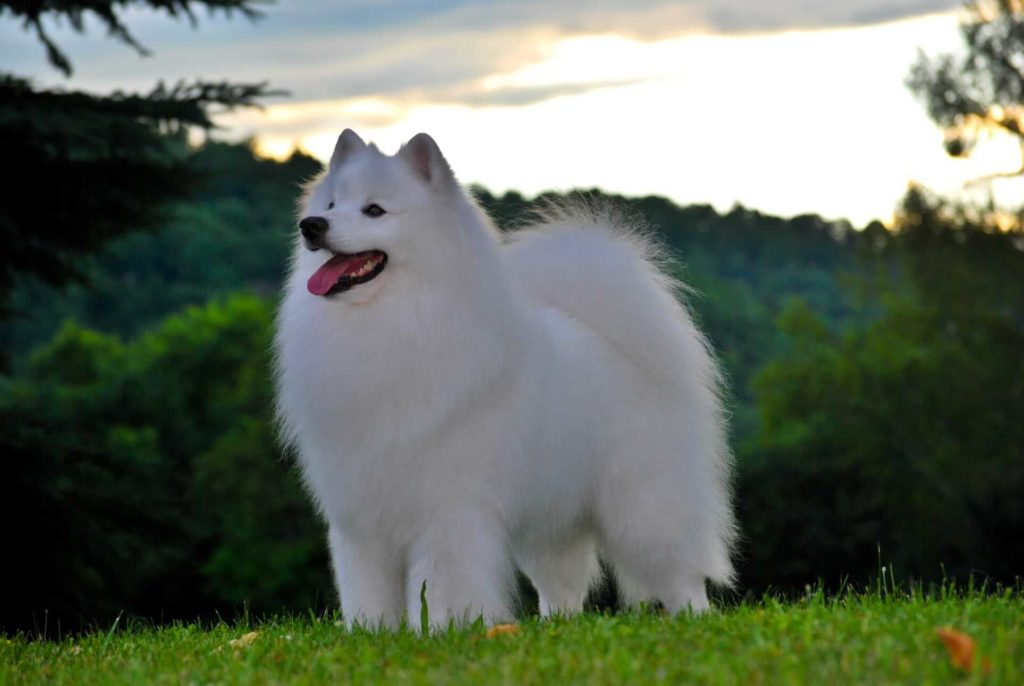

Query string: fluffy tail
[503,200,701,385]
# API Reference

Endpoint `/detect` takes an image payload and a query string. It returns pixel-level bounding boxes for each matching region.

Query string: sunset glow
[6,1,1021,226]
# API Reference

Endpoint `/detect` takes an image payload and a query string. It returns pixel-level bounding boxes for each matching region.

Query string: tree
[0,296,330,633]
[738,190,1024,594]
[907,1,1024,176]
[0,1,279,351]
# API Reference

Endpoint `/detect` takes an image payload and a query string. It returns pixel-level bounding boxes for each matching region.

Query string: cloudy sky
[4,0,1022,225]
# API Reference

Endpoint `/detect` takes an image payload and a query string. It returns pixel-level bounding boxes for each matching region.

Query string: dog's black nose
[299,216,329,242]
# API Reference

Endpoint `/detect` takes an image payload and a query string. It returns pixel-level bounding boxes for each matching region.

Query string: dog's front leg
[405,513,513,631]
[328,524,404,630]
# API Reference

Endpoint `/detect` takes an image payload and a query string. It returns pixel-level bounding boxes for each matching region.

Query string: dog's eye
[362,203,386,218]
[327,201,335,210]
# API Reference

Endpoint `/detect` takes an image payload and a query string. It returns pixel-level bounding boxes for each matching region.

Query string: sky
[3,0,1023,226]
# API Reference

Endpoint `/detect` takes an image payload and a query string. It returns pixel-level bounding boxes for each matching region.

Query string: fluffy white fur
[274,130,735,630]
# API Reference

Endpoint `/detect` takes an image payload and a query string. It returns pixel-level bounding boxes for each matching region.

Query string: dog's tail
[503,198,709,389]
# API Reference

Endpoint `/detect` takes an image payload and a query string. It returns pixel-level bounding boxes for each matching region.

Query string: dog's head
[296,129,459,301]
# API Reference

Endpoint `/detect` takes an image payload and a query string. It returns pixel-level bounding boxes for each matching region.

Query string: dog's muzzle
[300,216,329,251]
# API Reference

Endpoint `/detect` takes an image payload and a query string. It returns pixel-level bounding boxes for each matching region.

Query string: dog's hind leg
[596,472,722,615]
[598,529,712,614]
[405,512,514,630]
[517,538,600,617]
[329,525,405,630]
[599,522,712,614]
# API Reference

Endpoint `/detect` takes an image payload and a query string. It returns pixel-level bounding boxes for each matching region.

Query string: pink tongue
[307,253,371,296]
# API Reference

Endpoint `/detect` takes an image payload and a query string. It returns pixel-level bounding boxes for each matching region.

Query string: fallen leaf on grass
[484,624,520,639]
[936,627,991,674]
[211,630,262,655]
[229,631,261,649]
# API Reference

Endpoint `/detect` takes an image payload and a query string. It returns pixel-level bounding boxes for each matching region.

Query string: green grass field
[3,588,1021,685]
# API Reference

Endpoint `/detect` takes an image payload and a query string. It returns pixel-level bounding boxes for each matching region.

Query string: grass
[2,587,1021,685]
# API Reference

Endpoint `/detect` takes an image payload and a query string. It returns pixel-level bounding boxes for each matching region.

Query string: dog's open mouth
[307,250,388,296]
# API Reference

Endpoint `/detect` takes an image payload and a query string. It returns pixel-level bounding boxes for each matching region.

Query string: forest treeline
[2,140,1021,633]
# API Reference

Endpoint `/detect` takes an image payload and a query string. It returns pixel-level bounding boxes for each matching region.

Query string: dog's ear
[330,129,366,171]
[398,133,454,189]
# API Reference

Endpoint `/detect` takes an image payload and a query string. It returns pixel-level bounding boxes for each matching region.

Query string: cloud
[150,0,964,107]
[224,97,411,134]
[0,0,962,115]
[397,0,962,40]
[700,0,961,33]
[456,79,647,107]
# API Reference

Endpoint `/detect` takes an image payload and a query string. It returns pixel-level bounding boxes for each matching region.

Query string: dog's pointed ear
[330,129,366,171]
[398,133,454,188]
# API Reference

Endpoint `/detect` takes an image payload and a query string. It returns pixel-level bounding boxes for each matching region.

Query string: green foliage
[4,142,320,351]
[192,417,328,611]
[2,590,1022,684]
[0,78,279,322]
[739,189,1024,593]
[0,296,329,632]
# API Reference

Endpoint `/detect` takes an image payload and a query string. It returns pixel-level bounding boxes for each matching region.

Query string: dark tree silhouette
[0,1,279,350]
[907,1,1024,174]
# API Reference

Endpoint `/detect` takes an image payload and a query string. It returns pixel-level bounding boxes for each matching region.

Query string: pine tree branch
[0,1,267,76]
[27,15,74,77]
[1,74,286,130]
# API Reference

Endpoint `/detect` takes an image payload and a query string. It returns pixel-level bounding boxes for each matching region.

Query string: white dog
[274,130,735,629]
